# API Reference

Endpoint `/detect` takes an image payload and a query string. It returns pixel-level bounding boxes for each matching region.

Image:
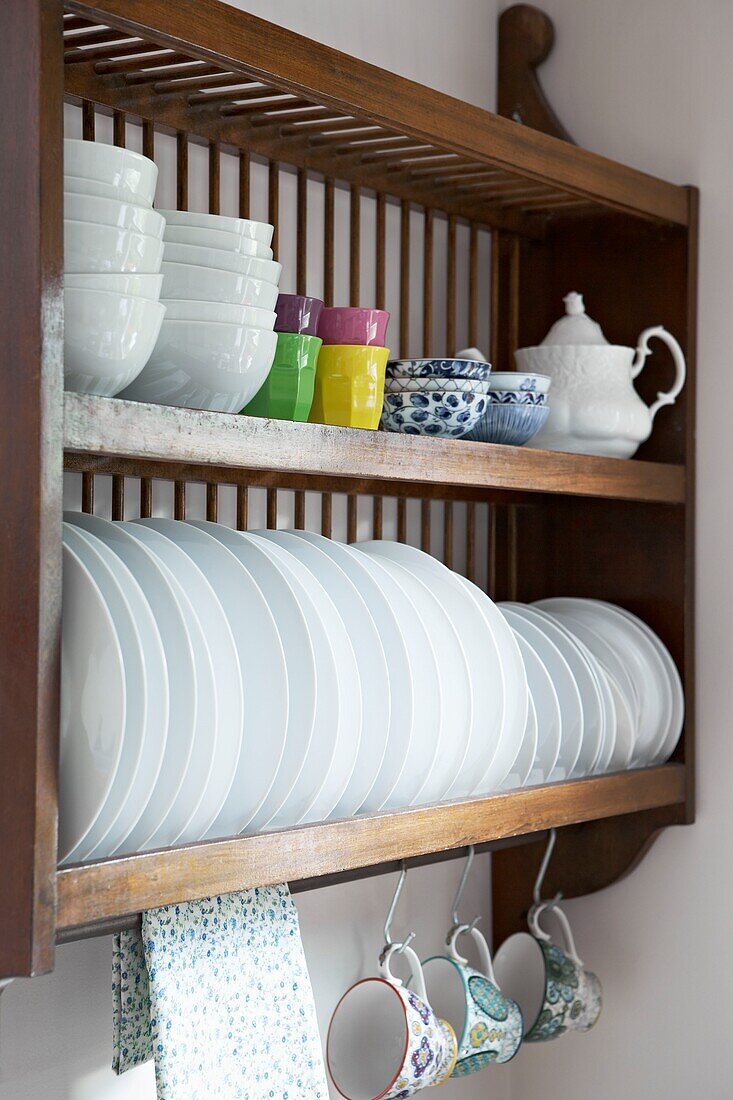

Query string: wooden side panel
[0,0,64,979]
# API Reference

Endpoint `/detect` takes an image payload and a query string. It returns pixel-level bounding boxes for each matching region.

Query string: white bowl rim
[491,370,552,382]
[162,297,275,312]
[64,285,166,307]
[63,217,162,242]
[63,190,162,214]
[156,208,272,231]
[64,137,154,164]
[159,317,277,331]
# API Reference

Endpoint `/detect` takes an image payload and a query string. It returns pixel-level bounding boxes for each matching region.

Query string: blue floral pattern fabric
[112,927,153,1074]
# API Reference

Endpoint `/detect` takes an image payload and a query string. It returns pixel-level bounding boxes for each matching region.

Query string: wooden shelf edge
[56,764,686,933]
[63,394,686,504]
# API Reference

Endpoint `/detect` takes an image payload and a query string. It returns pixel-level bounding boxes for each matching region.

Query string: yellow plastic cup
[309,344,390,430]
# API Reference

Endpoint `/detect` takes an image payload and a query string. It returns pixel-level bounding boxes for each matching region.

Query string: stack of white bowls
[63,139,166,397]
[119,211,280,413]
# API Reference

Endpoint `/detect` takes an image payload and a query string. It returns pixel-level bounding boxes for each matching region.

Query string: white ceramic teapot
[517,292,686,459]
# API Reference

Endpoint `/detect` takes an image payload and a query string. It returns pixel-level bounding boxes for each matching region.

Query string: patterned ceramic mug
[422,924,524,1077]
[493,902,602,1042]
[327,943,455,1099]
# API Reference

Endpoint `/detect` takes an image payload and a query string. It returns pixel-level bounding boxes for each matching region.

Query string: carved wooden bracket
[498,4,574,142]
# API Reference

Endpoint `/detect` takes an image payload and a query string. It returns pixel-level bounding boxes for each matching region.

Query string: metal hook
[532,828,563,911]
[381,862,416,958]
[448,846,481,939]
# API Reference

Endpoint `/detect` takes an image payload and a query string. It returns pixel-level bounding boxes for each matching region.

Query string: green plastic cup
[241,332,322,421]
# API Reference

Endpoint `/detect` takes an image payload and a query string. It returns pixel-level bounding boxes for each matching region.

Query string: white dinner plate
[248,534,359,823]
[347,548,436,809]
[501,673,538,791]
[66,513,195,854]
[130,521,243,843]
[257,531,383,815]
[58,541,126,863]
[606,671,636,769]
[357,548,470,803]
[189,523,317,831]
[357,540,502,800]
[61,524,163,862]
[587,651,617,773]
[504,604,604,777]
[510,628,562,785]
[499,605,583,781]
[139,519,287,836]
[286,532,413,813]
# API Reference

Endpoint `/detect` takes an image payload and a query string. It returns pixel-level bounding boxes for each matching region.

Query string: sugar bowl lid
[541,292,608,346]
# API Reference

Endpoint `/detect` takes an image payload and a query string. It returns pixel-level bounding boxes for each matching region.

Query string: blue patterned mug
[422,925,524,1076]
[327,943,454,1099]
[493,903,602,1043]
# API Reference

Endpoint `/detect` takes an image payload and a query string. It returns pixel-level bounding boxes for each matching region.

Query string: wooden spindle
[508,503,518,601]
[174,481,186,520]
[468,223,478,348]
[321,493,332,538]
[490,232,501,368]
[375,192,386,310]
[296,168,307,296]
[399,201,410,358]
[239,150,250,217]
[486,505,496,599]
[81,472,94,514]
[347,496,357,544]
[236,484,248,530]
[268,161,279,260]
[446,213,457,356]
[421,499,431,554]
[112,110,125,148]
[509,234,520,358]
[111,476,124,521]
[176,131,188,211]
[142,119,154,162]
[324,178,334,306]
[81,99,95,140]
[208,140,220,215]
[350,184,360,306]
[443,500,454,569]
[465,501,476,582]
[397,497,407,543]
[206,483,218,522]
[423,207,434,355]
[373,495,383,539]
[294,490,305,530]
[140,478,152,519]
[266,488,278,529]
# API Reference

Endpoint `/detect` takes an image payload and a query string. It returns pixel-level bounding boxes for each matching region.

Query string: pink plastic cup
[317,307,390,347]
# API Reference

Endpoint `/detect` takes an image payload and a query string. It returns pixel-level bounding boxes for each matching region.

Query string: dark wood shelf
[56,764,686,936]
[64,393,686,504]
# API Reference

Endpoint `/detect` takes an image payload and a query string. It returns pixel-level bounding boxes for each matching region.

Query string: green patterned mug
[493,902,602,1043]
[422,924,524,1076]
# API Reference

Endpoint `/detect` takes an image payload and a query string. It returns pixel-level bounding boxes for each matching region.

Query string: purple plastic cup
[274,293,324,336]
[317,307,390,347]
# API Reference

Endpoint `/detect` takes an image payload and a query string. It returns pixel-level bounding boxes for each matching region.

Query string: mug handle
[446,923,497,984]
[380,943,428,1003]
[631,325,686,423]
[528,902,583,966]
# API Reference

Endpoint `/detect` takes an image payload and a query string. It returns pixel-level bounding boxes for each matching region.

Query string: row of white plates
[60,514,683,864]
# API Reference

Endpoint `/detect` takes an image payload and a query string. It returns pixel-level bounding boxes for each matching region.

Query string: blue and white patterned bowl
[384,375,492,395]
[381,389,488,438]
[466,402,550,445]
[387,357,492,382]
[487,389,547,406]
[490,371,551,394]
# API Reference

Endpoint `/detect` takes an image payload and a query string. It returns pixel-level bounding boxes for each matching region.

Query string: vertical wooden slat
[423,208,434,356]
[486,505,497,599]
[208,140,220,215]
[81,99,95,140]
[296,168,307,296]
[81,473,94,514]
[375,192,386,310]
[446,214,457,356]
[397,497,407,543]
[421,499,431,554]
[174,481,186,520]
[350,184,360,306]
[112,110,125,148]
[508,503,518,601]
[142,119,154,162]
[465,501,476,583]
[294,490,305,530]
[176,131,188,211]
[111,476,124,521]
[468,223,478,348]
[239,150,250,218]
[321,493,332,538]
[443,500,454,569]
[140,478,152,519]
[373,495,383,539]
[236,485,248,530]
[490,231,501,367]
[268,160,279,260]
[206,483,218,522]
[399,200,410,358]
[324,177,334,306]
[347,496,357,544]
[266,488,278,529]
[508,234,520,360]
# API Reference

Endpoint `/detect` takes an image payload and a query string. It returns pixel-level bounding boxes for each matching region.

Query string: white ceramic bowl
[64,138,158,207]
[64,219,164,275]
[161,299,276,328]
[490,371,551,395]
[119,319,277,412]
[160,261,279,309]
[157,209,273,245]
[164,223,273,259]
[64,192,166,240]
[64,272,163,301]
[64,287,165,397]
[162,241,281,284]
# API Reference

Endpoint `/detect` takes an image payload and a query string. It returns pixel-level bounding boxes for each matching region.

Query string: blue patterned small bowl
[387,358,492,382]
[466,402,550,445]
[384,375,492,395]
[381,389,488,438]
[487,389,547,407]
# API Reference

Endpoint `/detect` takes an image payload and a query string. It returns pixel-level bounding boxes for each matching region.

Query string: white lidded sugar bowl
[517,292,686,459]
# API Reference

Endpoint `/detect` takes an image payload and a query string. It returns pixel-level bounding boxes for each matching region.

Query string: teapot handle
[631,325,686,423]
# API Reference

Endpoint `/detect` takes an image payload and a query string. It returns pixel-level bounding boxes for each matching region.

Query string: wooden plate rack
[0,0,696,981]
